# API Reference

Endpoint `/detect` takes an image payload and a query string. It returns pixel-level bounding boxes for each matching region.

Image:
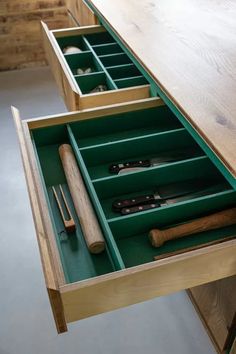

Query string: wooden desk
[85,1,236,352]
[87,0,236,179]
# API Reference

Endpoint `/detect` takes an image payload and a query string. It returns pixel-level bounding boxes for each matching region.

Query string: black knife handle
[109,160,151,174]
[113,194,155,211]
[121,203,160,215]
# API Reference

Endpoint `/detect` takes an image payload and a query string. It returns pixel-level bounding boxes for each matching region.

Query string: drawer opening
[79,128,203,180]
[92,43,123,56]
[65,51,103,76]
[92,157,229,218]
[50,25,150,99]
[69,105,182,148]
[30,103,236,286]
[99,53,132,67]
[75,72,116,94]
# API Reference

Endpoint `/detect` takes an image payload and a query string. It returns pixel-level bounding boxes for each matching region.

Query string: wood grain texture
[88,0,236,178]
[0,0,68,71]
[12,107,67,333]
[26,97,163,129]
[60,240,236,323]
[41,21,79,110]
[189,276,236,353]
[59,144,105,254]
[65,0,98,25]
[150,208,236,248]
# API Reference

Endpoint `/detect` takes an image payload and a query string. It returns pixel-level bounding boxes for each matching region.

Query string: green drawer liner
[92,43,122,56]
[79,128,202,179]
[32,105,236,284]
[99,53,132,66]
[65,51,103,76]
[70,105,182,147]
[55,30,148,94]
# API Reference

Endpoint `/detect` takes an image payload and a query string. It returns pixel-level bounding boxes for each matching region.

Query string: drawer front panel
[14,100,236,332]
[42,23,151,110]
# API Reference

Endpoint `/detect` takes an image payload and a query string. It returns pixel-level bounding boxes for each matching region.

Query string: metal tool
[52,185,76,233]
[112,179,221,211]
[109,149,200,174]
[117,183,229,215]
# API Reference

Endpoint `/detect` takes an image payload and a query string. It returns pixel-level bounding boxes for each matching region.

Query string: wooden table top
[88,0,236,178]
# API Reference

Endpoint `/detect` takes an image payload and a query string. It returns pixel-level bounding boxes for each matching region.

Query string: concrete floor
[0,67,217,354]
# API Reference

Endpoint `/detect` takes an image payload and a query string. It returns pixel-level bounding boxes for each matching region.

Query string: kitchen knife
[109,148,200,174]
[112,178,218,211]
[119,183,229,215]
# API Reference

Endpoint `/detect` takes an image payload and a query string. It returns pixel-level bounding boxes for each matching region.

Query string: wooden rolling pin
[149,207,236,248]
[59,144,105,254]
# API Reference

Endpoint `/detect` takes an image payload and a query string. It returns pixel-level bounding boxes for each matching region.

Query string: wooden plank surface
[87,0,236,179]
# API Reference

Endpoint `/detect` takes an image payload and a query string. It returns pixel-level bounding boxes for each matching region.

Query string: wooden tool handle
[149,207,236,247]
[59,144,105,254]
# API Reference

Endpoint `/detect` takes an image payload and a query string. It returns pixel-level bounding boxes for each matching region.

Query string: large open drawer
[13,98,236,333]
[41,23,150,111]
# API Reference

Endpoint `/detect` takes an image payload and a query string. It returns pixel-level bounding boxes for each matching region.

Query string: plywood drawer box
[41,23,150,111]
[13,98,236,333]
[65,0,98,26]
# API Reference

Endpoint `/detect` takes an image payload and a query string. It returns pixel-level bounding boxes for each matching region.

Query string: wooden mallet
[149,207,236,248]
[59,144,105,254]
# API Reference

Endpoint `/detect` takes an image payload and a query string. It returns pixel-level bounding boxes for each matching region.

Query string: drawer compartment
[41,23,150,111]
[13,99,236,333]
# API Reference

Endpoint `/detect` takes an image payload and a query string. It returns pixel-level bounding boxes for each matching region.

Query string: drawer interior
[55,29,148,93]
[32,105,236,283]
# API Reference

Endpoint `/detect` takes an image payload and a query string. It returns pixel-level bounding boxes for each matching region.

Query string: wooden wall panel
[0,1,69,71]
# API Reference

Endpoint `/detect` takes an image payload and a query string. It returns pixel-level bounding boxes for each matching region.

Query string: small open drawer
[13,98,236,334]
[41,22,150,111]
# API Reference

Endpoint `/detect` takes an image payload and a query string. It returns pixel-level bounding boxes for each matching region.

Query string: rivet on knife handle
[109,160,151,174]
[113,194,155,211]
[121,203,160,215]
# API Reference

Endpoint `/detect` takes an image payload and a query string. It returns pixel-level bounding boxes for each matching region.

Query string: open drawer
[41,22,150,111]
[13,98,236,333]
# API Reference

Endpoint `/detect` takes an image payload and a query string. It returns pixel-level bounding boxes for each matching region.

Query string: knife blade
[112,178,217,211]
[109,148,200,174]
[120,183,229,215]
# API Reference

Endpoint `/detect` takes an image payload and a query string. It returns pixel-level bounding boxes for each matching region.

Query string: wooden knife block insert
[32,105,236,284]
